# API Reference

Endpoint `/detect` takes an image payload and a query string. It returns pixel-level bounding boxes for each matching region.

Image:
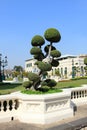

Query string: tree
[84,57,87,76]
[13,66,23,72]
[13,66,23,78]
[27,28,61,90]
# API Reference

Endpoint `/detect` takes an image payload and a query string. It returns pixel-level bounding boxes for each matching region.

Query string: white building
[54,54,86,79]
[25,58,40,74]
[25,54,87,80]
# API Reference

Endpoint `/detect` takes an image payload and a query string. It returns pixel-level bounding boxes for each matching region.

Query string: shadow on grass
[58,86,77,89]
[0,83,22,90]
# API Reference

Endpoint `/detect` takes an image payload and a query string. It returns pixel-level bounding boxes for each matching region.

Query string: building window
[65,67,67,75]
[61,68,63,76]
[64,67,67,78]
[58,68,60,72]
[81,66,84,76]
[26,63,32,68]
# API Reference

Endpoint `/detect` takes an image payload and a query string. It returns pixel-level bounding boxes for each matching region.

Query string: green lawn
[0,79,87,95]
[57,79,87,89]
[0,83,24,95]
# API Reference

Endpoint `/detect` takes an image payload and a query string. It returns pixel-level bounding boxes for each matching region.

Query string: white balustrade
[0,99,19,113]
[0,84,87,124]
[69,84,87,106]
[71,85,87,100]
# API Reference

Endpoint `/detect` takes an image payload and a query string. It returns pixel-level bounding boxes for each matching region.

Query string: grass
[0,83,24,95]
[57,79,87,89]
[0,78,87,95]
[22,88,62,95]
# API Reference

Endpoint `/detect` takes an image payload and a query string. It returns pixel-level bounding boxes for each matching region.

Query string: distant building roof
[58,54,76,60]
[25,54,87,62]
[78,54,87,58]
[25,58,33,62]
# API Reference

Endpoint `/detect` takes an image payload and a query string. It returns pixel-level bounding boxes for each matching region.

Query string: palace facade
[25,54,87,80]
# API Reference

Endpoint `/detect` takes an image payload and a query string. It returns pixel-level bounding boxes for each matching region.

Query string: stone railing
[0,99,18,112]
[70,84,87,106]
[0,94,19,122]
[71,89,87,99]
[0,84,87,124]
[0,91,73,124]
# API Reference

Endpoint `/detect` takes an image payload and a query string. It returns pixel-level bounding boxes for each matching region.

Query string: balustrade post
[85,90,87,97]
[72,91,74,99]
[12,100,16,110]
[84,90,85,97]
[7,100,10,111]
[78,91,80,98]
[1,101,3,112]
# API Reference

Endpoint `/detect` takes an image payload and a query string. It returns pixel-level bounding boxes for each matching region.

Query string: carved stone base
[18,92,73,124]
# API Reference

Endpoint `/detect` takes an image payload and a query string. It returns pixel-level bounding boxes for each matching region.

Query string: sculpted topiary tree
[84,57,87,76]
[27,28,61,90]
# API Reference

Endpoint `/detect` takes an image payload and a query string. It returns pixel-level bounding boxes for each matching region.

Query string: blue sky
[0,0,87,69]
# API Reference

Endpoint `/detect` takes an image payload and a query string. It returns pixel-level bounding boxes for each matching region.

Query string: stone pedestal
[18,92,73,124]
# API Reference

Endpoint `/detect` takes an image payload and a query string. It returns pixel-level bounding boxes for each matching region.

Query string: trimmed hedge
[30,47,42,55]
[31,35,45,46]
[50,50,61,58]
[23,81,33,89]
[41,79,57,88]
[36,61,52,72]
[28,72,40,82]
[44,28,61,43]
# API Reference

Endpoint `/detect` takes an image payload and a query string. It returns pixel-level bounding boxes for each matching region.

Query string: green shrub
[51,59,59,67]
[47,79,57,88]
[0,82,11,85]
[50,50,61,58]
[36,61,52,72]
[23,81,33,89]
[43,79,57,88]
[34,53,45,61]
[44,28,61,43]
[41,81,47,86]
[31,35,45,46]
[38,85,49,92]
[30,47,42,55]
[28,72,40,82]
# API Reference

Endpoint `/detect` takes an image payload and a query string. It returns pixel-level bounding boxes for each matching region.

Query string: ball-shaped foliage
[41,81,47,86]
[84,66,87,70]
[44,79,57,88]
[31,35,45,46]
[51,59,59,67]
[23,81,33,89]
[34,53,44,61]
[36,61,52,72]
[30,47,42,55]
[28,72,40,82]
[44,28,61,43]
[50,50,61,58]
[84,57,87,65]
[44,45,56,53]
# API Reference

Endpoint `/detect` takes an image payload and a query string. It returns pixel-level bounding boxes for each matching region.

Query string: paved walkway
[0,104,87,130]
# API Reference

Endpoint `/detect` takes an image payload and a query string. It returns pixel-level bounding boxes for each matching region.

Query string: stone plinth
[17,92,73,124]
